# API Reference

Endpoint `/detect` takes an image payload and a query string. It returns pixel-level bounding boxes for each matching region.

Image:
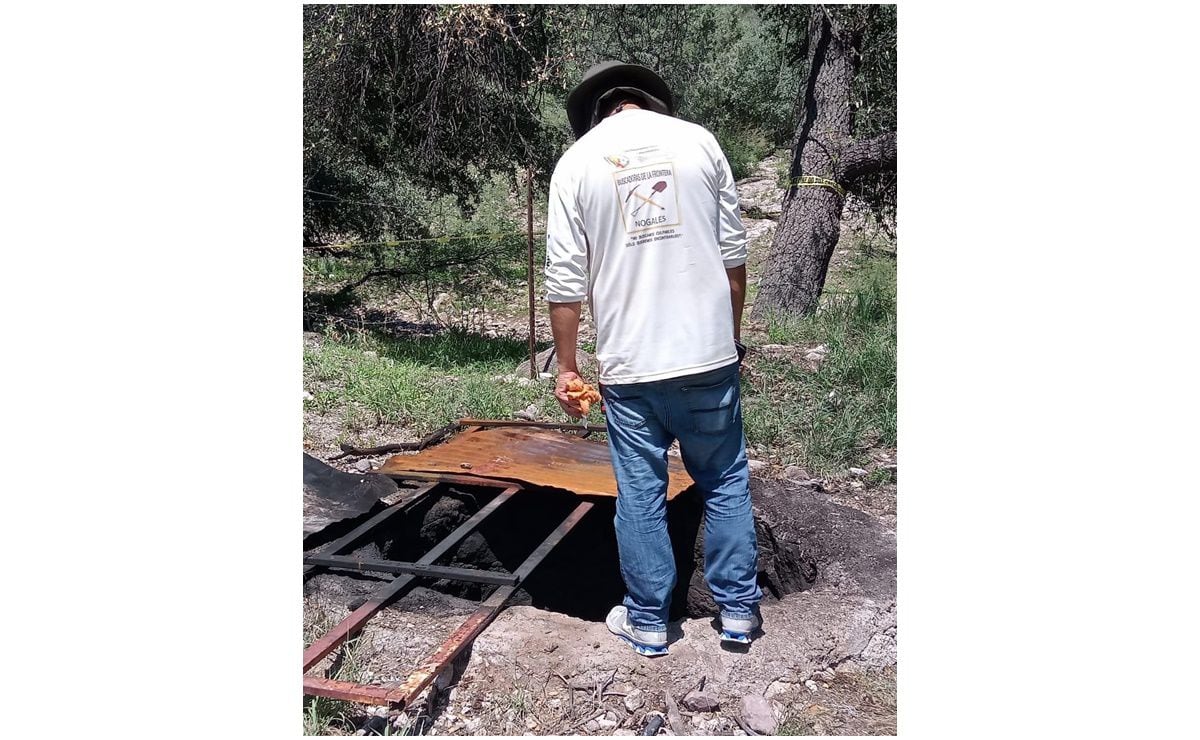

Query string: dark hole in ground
[306,481,817,623]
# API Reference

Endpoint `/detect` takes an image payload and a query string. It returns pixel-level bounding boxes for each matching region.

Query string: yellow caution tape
[789,175,846,198]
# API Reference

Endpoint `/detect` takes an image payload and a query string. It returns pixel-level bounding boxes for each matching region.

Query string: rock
[517,377,534,387]
[303,390,314,402]
[783,465,810,481]
[515,345,596,378]
[805,679,820,693]
[597,717,618,731]
[682,689,721,712]
[804,702,830,718]
[434,669,453,691]
[624,688,645,712]
[585,720,600,733]
[353,459,372,473]
[740,695,778,735]
[613,730,637,736]
[765,679,793,700]
[511,402,540,422]
[664,692,687,735]
[357,716,387,735]
[363,350,378,358]
[747,459,767,472]
[850,480,864,489]
[849,467,868,477]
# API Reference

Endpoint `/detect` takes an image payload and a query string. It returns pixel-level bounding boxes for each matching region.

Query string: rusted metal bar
[379,470,526,489]
[302,485,520,672]
[303,481,439,577]
[457,418,594,433]
[526,166,537,379]
[302,555,519,586]
[303,676,408,705]
[377,500,595,710]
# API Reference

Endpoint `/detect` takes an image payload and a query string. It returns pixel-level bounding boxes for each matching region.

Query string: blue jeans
[602,361,762,633]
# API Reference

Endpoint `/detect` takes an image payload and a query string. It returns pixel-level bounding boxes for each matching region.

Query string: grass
[501,686,534,733]
[303,606,375,735]
[773,667,896,736]
[304,254,896,470]
[777,717,820,736]
[742,255,896,473]
[305,326,569,441]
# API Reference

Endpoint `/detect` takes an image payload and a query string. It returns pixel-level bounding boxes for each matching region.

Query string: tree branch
[839,131,896,182]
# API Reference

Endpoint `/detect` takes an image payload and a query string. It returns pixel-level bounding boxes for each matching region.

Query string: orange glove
[563,378,602,415]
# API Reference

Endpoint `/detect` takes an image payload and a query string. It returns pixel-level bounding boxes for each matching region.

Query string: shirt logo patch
[614,162,681,234]
[604,154,630,169]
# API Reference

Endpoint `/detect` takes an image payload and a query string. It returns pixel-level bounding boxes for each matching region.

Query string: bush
[716,128,772,180]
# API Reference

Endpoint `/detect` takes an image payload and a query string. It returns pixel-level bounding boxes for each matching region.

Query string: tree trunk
[752,12,896,323]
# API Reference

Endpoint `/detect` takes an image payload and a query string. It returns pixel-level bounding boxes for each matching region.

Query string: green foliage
[744,257,896,471]
[717,129,773,181]
[683,6,804,147]
[759,3,897,225]
[303,169,531,320]
[304,4,565,244]
[302,3,894,313]
[548,5,801,170]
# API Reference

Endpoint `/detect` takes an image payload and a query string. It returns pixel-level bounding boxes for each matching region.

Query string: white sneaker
[606,606,668,656]
[719,612,761,644]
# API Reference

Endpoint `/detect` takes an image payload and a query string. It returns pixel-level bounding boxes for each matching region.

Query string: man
[544,61,762,656]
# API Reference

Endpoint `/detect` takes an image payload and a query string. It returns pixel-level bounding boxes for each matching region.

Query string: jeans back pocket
[681,371,738,435]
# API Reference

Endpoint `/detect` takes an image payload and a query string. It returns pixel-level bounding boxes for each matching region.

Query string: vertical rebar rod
[526,167,537,378]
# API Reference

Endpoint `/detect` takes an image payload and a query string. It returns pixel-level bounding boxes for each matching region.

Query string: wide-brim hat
[566,61,674,139]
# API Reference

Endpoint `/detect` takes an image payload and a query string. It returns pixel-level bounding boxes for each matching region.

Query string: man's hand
[554,371,586,418]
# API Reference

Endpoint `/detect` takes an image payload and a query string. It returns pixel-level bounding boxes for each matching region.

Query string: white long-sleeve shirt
[545,108,748,385]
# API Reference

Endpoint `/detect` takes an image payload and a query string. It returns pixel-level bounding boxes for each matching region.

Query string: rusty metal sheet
[378,426,693,500]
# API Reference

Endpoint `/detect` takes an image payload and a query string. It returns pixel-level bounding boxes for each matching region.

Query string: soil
[303,476,896,735]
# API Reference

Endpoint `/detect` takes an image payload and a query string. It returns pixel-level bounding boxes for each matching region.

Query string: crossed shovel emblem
[626,180,669,216]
